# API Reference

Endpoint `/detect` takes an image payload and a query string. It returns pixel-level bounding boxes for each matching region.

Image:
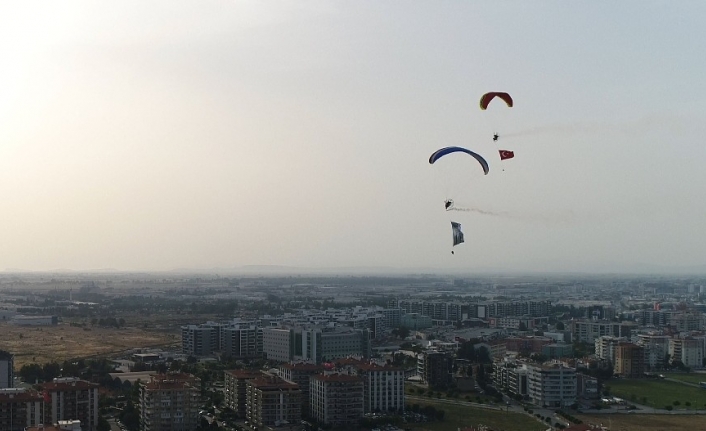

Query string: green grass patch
[408,399,547,431]
[662,373,706,385]
[605,379,706,410]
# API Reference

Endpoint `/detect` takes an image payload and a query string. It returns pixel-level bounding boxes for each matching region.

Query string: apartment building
[0,351,13,389]
[356,363,405,413]
[245,376,301,428]
[0,388,43,431]
[594,336,627,363]
[527,364,576,408]
[418,351,453,390]
[381,308,401,329]
[139,373,201,431]
[670,313,706,332]
[310,374,363,426]
[278,363,324,417]
[224,370,262,417]
[263,328,293,362]
[669,337,705,368]
[400,313,432,330]
[263,326,371,364]
[613,343,645,378]
[220,324,263,359]
[181,324,218,356]
[571,320,637,343]
[494,362,528,397]
[42,378,99,431]
[475,300,552,319]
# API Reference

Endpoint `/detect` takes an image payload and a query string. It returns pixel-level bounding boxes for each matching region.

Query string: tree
[555,322,565,330]
[97,417,111,431]
[19,363,43,384]
[392,327,410,338]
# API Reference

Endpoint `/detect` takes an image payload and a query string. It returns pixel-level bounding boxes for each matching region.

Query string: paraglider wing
[428,146,490,175]
[480,92,513,110]
[451,221,465,247]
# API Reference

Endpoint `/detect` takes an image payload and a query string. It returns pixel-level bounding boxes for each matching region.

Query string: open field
[606,379,706,410]
[662,372,706,385]
[577,414,706,431]
[408,399,547,431]
[0,322,178,367]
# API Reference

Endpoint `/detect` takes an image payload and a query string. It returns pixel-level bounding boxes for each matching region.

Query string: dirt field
[0,322,178,367]
[577,413,706,431]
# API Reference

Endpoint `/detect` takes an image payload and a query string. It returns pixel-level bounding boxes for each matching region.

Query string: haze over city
[1,1,705,273]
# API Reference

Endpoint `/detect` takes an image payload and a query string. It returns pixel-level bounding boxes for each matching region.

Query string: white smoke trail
[448,206,575,224]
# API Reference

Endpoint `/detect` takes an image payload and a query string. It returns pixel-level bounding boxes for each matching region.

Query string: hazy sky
[1,1,706,273]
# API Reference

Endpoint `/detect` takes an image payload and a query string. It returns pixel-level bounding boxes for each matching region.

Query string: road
[108,419,122,431]
[664,377,702,388]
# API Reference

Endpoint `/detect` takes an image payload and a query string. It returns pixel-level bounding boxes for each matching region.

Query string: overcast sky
[1,1,705,273]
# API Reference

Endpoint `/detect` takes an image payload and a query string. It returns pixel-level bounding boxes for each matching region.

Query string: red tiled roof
[42,380,97,391]
[225,369,263,379]
[280,363,325,372]
[0,389,43,402]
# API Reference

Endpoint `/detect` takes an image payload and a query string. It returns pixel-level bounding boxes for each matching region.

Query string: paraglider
[428,146,490,176]
[444,199,454,210]
[479,92,513,110]
[479,92,515,162]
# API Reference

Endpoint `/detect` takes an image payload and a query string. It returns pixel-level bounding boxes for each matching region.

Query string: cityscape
[2,2,706,431]
[0,273,705,431]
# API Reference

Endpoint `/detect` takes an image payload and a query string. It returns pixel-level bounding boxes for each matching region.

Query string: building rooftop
[355,363,403,372]
[0,388,42,402]
[225,369,263,379]
[248,376,300,391]
[280,363,325,372]
[312,374,362,383]
[143,373,200,390]
[42,378,98,391]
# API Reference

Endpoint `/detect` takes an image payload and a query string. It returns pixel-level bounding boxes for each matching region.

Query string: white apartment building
[263,328,294,362]
[220,324,263,359]
[572,320,637,344]
[669,337,705,369]
[356,363,405,413]
[594,336,627,363]
[527,364,576,408]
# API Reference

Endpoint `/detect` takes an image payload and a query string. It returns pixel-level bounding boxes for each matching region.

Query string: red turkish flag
[499,150,514,160]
